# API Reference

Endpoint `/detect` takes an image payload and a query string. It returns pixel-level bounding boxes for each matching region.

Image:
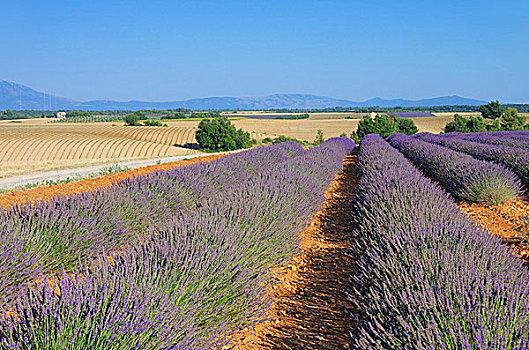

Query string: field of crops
[0,124,198,178]
[1,130,529,348]
[50,115,125,123]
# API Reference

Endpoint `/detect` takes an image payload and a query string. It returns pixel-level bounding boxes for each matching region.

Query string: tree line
[445,101,528,133]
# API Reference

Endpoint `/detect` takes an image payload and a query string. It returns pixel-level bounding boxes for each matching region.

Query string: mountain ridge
[0,80,490,110]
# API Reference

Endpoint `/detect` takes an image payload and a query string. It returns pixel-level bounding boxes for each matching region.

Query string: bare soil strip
[0,154,224,209]
[457,196,529,262]
[230,155,357,349]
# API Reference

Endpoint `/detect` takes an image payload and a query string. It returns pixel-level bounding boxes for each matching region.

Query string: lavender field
[1,131,529,349]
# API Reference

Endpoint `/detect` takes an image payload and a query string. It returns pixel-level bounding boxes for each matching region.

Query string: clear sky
[1,0,528,102]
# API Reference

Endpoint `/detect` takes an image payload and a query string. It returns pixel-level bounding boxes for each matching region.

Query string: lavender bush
[0,138,355,349]
[451,133,529,151]
[419,133,529,189]
[387,133,521,203]
[0,232,42,309]
[391,112,435,118]
[350,134,529,349]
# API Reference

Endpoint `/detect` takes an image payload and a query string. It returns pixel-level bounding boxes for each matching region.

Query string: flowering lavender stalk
[387,133,521,203]
[350,134,529,349]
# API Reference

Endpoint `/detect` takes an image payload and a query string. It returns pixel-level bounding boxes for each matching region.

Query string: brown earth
[457,196,529,261]
[0,154,224,209]
[228,155,357,349]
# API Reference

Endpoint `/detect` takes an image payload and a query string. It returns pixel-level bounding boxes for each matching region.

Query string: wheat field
[0,124,199,178]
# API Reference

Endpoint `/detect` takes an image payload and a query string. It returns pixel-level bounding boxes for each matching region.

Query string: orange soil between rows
[227,155,357,349]
[457,197,529,262]
[0,154,224,209]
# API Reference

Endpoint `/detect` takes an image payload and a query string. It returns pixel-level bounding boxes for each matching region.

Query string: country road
[0,152,231,190]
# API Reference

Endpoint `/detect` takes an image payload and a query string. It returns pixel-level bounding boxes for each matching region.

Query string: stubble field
[0,123,198,178]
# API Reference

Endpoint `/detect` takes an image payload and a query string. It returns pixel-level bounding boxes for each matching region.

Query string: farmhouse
[56,111,66,118]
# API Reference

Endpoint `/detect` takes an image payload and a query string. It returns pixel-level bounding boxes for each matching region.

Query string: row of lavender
[349,134,529,348]
[415,131,529,189]
[0,138,355,349]
[0,141,310,305]
[436,130,529,150]
[387,133,522,203]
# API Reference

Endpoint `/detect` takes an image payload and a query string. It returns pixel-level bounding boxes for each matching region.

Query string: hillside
[1,80,488,110]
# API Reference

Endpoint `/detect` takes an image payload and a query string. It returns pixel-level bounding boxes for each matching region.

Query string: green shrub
[143,120,162,126]
[445,108,526,133]
[314,129,324,145]
[351,114,418,142]
[163,112,187,119]
[124,114,140,126]
[195,117,251,151]
[501,107,525,131]
[395,117,418,135]
[445,114,486,133]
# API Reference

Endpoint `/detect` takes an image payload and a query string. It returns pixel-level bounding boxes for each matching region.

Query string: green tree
[444,114,470,133]
[479,100,504,119]
[195,117,251,151]
[234,128,252,149]
[350,114,416,141]
[373,114,395,138]
[445,114,489,133]
[351,115,375,142]
[466,116,487,132]
[164,112,187,119]
[487,119,502,131]
[395,118,418,135]
[124,114,140,126]
[314,129,324,145]
[501,107,525,131]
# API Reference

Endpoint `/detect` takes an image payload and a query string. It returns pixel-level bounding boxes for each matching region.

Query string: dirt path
[0,152,239,189]
[0,154,224,209]
[230,155,357,349]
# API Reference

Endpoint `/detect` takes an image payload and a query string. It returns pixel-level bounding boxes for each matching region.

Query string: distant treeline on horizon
[2,104,529,121]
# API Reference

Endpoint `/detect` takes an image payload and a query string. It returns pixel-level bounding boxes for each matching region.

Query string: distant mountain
[362,95,487,107]
[0,81,78,110]
[0,80,490,110]
[78,94,356,110]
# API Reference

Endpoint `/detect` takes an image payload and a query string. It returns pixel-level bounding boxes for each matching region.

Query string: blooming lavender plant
[387,133,522,203]
[420,133,529,190]
[349,134,529,349]
[0,231,42,310]
[452,132,529,151]
[0,138,355,349]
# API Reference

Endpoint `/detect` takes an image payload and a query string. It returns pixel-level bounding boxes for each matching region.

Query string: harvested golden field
[411,117,454,133]
[0,124,199,178]
[223,112,366,120]
[166,117,453,141]
[166,119,359,141]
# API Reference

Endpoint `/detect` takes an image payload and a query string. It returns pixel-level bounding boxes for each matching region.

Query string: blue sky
[1,0,528,102]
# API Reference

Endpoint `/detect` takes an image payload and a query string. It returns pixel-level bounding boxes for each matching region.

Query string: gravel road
[0,152,229,190]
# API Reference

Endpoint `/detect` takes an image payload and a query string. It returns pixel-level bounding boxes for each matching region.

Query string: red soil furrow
[457,196,529,261]
[0,154,224,209]
[228,155,357,350]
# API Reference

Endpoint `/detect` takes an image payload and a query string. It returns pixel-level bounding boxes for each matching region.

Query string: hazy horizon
[1,0,527,103]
